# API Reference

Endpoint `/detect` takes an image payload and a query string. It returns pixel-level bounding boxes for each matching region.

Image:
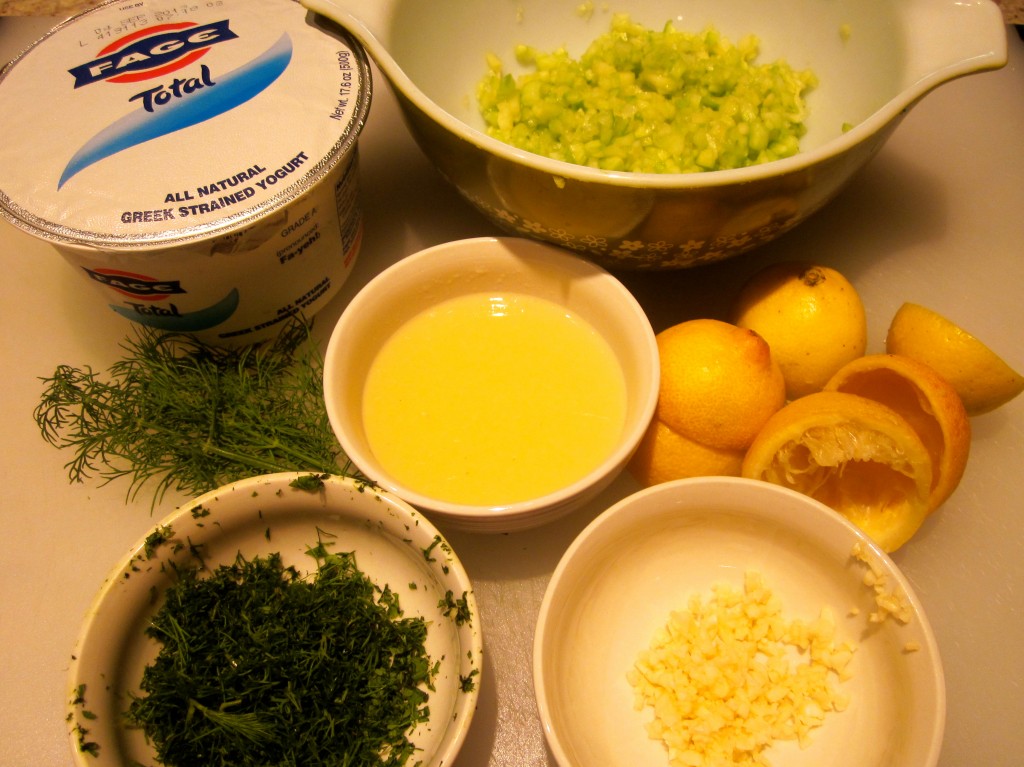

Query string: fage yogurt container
[0,0,371,343]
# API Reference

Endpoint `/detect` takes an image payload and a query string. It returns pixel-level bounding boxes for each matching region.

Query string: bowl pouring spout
[900,0,1007,94]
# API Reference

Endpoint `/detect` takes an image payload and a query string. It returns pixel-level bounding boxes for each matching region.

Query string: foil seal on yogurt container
[0,0,371,343]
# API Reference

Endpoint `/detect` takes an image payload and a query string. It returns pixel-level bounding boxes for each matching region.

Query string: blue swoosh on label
[59,34,293,189]
[110,287,240,331]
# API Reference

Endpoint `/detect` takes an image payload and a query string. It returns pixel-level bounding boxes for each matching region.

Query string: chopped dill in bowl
[125,545,438,767]
[476,13,818,173]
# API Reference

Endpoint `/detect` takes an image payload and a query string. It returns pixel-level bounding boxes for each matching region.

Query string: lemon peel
[628,417,744,486]
[826,353,970,513]
[742,391,933,552]
[656,319,785,452]
[732,261,867,400]
[886,302,1024,416]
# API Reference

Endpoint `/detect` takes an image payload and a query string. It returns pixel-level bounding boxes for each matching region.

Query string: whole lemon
[628,417,745,487]
[655,318,786,452]
[732,261,867,400]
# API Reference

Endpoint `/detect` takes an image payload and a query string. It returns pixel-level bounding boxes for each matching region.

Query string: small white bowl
[535,477,945,767]
[323,236,659,533]
[67,473,482,767]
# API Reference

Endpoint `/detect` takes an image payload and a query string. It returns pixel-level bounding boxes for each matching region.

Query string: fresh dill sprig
[125,549,435,767]
[34,320,363,508]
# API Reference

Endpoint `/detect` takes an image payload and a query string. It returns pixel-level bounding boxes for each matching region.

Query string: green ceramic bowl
[304,0,1006,269]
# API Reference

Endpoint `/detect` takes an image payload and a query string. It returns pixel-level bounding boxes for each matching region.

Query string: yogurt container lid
[0,0,370,249]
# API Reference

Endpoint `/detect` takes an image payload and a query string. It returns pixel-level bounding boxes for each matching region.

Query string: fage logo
[83,267,186,300]
[83,266,242,332]
[67,20,238,88]
[58,20,291,189]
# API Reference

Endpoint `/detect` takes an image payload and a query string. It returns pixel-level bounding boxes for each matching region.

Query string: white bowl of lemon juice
[323,236,659,532]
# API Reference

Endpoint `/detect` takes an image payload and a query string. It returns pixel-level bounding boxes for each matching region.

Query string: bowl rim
[533,475,946,767]
[323,235,660,526]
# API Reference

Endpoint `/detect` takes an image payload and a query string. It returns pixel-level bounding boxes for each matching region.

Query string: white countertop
[1,14,1022,767]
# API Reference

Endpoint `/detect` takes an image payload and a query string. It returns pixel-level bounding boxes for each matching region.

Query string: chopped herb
[438,590,473,626]
[185,539,207,571]
[289,472,329,492]
[143,525,174,559]
[459,668,480,693]
[425,536,453,576]
[422,535,448,564]
[74,724,100,758]
[304,528,337,561]
[125,547,435,766]
[69,684,101,757]
[34,320,363,509]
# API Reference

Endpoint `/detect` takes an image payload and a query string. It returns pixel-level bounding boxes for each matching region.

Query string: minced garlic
[627,571,855,766]
[851,541,914,624]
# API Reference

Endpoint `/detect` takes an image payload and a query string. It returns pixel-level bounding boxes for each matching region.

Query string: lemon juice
[362,292,627,506]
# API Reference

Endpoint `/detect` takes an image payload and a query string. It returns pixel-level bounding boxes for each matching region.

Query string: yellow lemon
[742,391,933,552]
[825,354,970,514]
[656,319,786,452]
[732,261,867,400]
[628,417,745,487]
[886,302,1024,416]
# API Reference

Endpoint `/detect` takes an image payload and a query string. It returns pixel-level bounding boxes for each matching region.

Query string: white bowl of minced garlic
[534,476,944,767]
